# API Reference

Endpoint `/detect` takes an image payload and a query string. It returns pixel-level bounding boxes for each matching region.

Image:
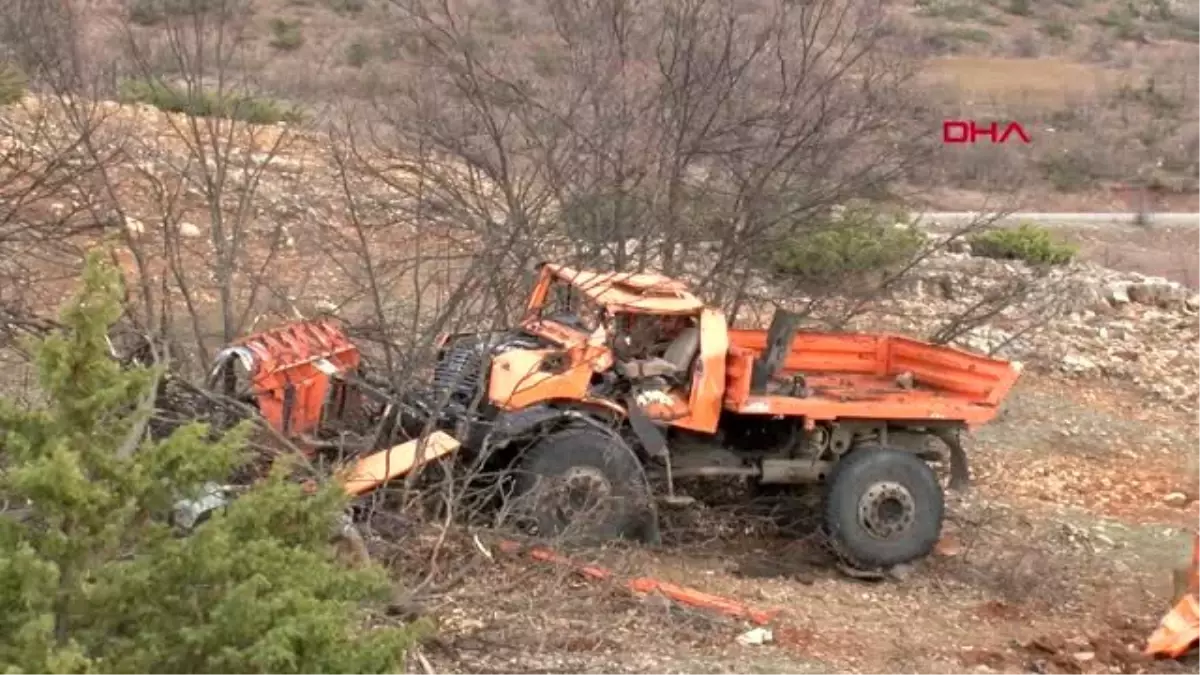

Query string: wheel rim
[857,481,917,539]
[541,466,614,529]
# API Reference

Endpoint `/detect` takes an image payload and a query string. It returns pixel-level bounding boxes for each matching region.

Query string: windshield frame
[536,276,605,331]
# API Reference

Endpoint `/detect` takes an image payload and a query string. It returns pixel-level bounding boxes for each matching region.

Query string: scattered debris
[1145,534,1199,659]
[737,627,774,646]
[472,533,494,561]
[835,562,887,582]
[935,534,964,557]
[495,540,781,626]
[171,482,234,531]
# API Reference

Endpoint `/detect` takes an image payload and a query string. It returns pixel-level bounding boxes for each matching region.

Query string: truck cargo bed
[723,330,1022,427]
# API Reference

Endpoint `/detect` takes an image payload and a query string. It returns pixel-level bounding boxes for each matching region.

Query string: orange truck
[208,262,1022,569]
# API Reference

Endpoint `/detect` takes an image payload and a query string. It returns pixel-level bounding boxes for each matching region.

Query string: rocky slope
[867,247,1198,409]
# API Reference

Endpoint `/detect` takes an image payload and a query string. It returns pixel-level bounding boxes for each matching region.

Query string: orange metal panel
[671,307,728,434]
[1145,533,1200,658]
[338,431,461,496]
[488,347,594,410]
[723,346,756,409]
[496,540,780,626]
[233,319,360,437]
[639,390,692,421]
[536,263,707,316]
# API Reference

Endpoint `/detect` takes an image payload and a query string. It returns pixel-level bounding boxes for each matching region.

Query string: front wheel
[823,447,944,569]
[509,425,656,544]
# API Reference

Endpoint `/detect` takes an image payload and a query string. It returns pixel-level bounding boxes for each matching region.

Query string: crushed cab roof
[542,263,706,314]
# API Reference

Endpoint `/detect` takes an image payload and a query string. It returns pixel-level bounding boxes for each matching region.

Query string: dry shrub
[0,63,26,105]
[117,78,304,124]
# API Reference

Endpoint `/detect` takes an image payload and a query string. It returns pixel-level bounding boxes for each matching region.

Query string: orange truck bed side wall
[723,329,1020,425]
[235,319,361,438]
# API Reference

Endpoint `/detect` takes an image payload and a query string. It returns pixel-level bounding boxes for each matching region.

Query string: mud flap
[619,399,669,546]
[930,427,970,492]
[623,395,668,459]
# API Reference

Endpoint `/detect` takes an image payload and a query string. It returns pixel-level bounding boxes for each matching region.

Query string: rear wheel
[823,447,944,568]
[511,425,656,544]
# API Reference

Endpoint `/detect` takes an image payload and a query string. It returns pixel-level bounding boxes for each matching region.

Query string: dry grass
[921,57,1121,106]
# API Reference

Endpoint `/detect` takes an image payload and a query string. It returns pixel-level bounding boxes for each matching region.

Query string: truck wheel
[512,426,654,544]
[823,447,944,569]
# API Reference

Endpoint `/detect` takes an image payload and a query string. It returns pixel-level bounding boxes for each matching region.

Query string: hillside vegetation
[35,0,1196,211]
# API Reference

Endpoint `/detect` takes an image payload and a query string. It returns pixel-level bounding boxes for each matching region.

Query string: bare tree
[0,0,120,350]
[104,0,314,370]
[351,0,933,317]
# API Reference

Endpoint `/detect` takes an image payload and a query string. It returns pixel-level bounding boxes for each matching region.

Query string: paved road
[917,212,1199,229]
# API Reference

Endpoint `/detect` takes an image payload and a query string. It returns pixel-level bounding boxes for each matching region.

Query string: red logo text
[942,120,1031,144]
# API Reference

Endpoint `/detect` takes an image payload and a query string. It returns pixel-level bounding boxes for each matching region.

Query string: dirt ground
[924,219,1199,289]
[1056,225,1200,289]
[398,373,1198,675]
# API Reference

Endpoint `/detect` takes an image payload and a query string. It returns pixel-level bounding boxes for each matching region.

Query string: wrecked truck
[204,262,1022,569]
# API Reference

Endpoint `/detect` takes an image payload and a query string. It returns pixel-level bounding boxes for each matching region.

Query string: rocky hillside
[81,0,1199,211]
[1,91,1195,403]
[889,246,1199,408]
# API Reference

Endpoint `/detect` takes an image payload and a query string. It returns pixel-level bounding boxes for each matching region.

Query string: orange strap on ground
[1145,533,1200,659]
[497,541,779,625]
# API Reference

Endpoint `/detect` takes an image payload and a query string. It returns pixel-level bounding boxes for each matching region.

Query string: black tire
[511,425,655,544]
[823,447,944,569]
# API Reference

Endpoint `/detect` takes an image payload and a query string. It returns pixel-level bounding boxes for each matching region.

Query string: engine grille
[431,337,487,406]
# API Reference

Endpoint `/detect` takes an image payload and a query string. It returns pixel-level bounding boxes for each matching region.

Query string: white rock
[178,221,202,238]
[1128,281,1188,308]
[1107,282,1131,305]
[1061,353,1097,374]
[1163,492,1190,507]
[736,628,773,646]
